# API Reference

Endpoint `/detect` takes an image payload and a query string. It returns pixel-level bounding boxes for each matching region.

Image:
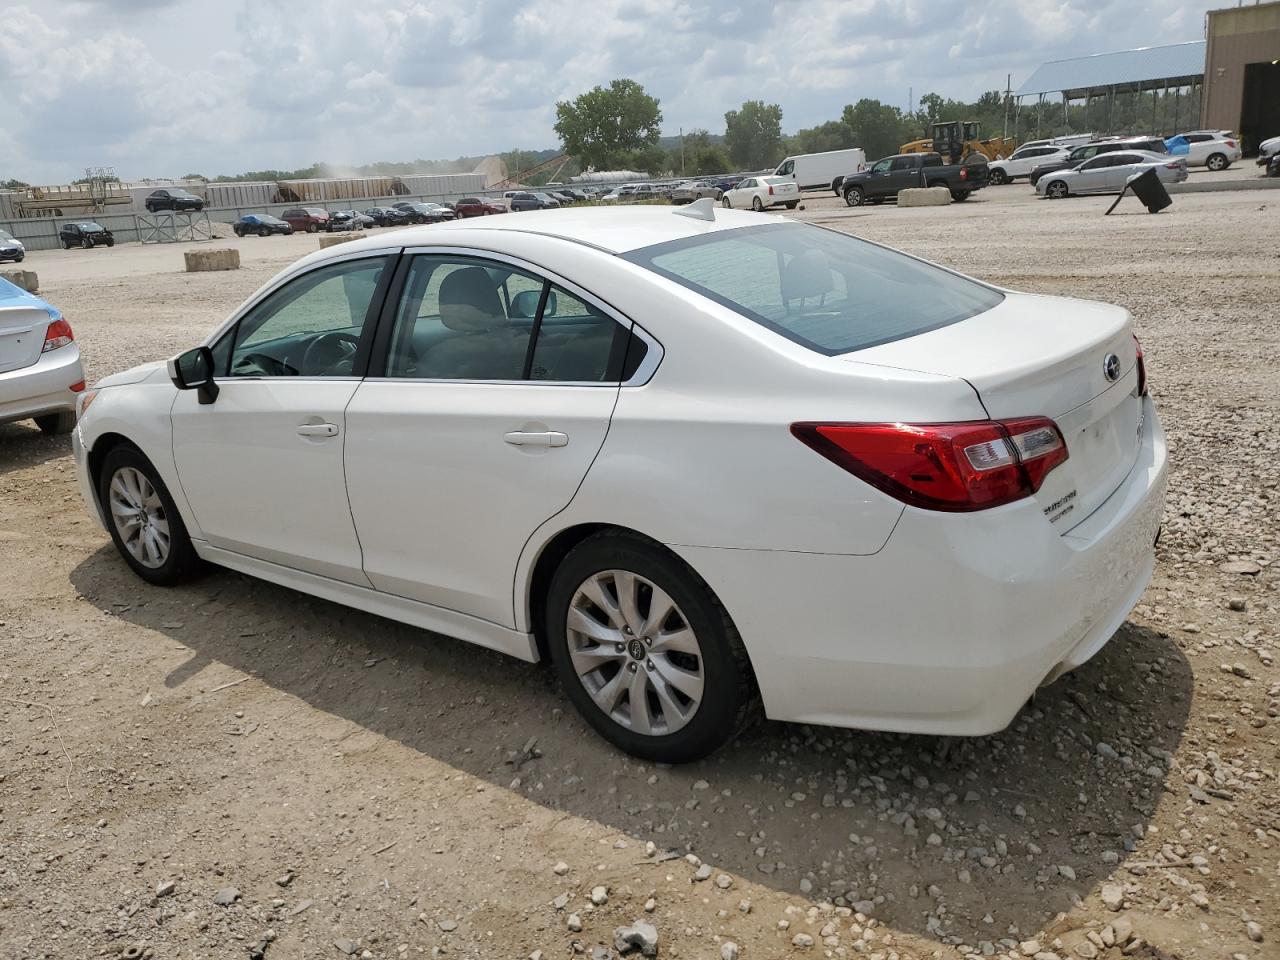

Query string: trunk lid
[844,292,1143,531]
[0,305,51,375]
[765,177,800,196]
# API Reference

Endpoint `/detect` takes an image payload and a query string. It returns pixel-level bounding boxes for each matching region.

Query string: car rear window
[623,222,1003,355]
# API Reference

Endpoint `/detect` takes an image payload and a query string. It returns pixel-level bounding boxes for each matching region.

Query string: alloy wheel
[108,467,171,569]
[1047,181,1068,199]
[566,569,704,736]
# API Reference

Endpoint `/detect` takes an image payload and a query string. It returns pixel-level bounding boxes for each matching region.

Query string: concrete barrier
[184,248,240,272]
[318,230,367,249]
[0,269,38,292]
[897,187,952,207]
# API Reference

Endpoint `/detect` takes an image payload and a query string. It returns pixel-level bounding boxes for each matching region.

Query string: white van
[773,148,867,192]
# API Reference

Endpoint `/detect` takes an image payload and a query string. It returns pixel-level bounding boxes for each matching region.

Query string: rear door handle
[504,431,568,448]
[297,423,339,437]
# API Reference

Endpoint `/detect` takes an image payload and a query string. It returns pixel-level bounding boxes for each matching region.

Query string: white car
[73,207,1167,762]
[1257,134,1280,165]
[0,228,26,264]
[1,277,85,433]
[1176,131,1241,170]
[1037,151,1188,198]
[721,176,799,210]
[670,180,722,204]
[987,145,1071,184]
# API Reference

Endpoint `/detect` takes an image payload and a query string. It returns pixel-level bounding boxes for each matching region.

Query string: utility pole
[1003,73,1011,139]
[679,127,685,176]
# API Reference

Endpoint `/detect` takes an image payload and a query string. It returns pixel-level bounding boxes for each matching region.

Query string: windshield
[0,230,14,242]
[623,222,1003,355]
[79,222,104,230]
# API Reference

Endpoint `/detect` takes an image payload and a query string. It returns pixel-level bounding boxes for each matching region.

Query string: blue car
[233,214,293,238]
[0,277,86,433]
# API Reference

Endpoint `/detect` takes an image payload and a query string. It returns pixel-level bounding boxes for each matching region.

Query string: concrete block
[0,269,38,293]
[184,248,240,272]
[318,230,367,249]
[897,187,952,207]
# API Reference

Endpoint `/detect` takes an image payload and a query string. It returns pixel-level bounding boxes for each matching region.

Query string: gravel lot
[2,185,1276,960]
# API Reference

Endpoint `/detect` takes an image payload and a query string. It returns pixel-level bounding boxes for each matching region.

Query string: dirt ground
[1,185,1277,960]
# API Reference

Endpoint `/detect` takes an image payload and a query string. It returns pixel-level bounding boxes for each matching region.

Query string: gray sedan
[670,180,722,204]
[1036,151,1188,199]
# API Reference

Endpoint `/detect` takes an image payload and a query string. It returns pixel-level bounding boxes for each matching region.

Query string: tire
[14,252,22,262]
[62,239,71,250]
[307,223,318,233]
[988,168,1008,185]
[785,200,798,209]
[97,444,204,587]
[951,190,971,202]
[1206,153,1228,172]
[34,411,75,434]
[1045,180,1069,200]
[721,196,731,208]
[105,238,114,247]
[751,196,764,212]
[259,227,270,237]
[233,227,244,238]
[844,186,864,207]
[81,238,92,249]
[545,531,757,763]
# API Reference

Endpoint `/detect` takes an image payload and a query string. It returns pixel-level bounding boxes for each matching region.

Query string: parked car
[393,202,455,224]
[1036,151,1188,198]
[839,152,988,206]
[670,180,722,204]
[1267,153,1280,178]
[455,197,507,217]
[233,214,293,237]
[1175,131,1241,170]
[773,148,868,191]
[145,188,205,213]
[1256,134,1280,167]
[59,222,114,249]
[73,206,1167,763]
[531,192,562,209]
[1029,137,1168,186]
[549,191,577,205]
[329,210,376,231]
[987,145,1071,184]
[0,276,85,434]
[507,192,551,211]
[280,207,331,233]
[364,206,410,227]
[0,229,25,263]
[721,176,800,210]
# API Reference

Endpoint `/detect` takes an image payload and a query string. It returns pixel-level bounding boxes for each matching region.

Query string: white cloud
[0,0,1203,183]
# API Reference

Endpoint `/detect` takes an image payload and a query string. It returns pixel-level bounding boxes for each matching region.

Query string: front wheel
[307,223,318,233]
[988,168,1008,185]
[259,227,270,237]
[98,445,204,586]
[751,196,764,212]
[35,411,75,434]
[1206,153,1229,172]
[844,186,864,206]
[1045,180,1069,200]
[546,532,756,762]
[721,196,731,208]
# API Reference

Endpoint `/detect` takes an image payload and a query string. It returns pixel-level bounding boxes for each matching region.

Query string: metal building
[1202,1,1280,151]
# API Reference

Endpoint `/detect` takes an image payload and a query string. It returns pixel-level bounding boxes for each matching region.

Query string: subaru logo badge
[1103,353,1121,382]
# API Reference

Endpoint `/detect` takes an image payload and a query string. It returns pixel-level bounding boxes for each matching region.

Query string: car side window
[889,157,914,171]
[778,160,794,175]
[226,256,389,378]
[870,159,892,174]
[529,286,627,383]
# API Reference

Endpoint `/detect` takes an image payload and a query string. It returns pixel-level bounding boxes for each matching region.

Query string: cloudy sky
[1,0,1204,183]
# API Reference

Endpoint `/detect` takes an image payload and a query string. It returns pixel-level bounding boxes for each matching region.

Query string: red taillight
[42,318,74,353]
[960,167,969,180]
[791,417,1068,512]
[768,185,774,195]
[1134,334,1147,397]
[1226,140,1236,148]
[69,380,86,393]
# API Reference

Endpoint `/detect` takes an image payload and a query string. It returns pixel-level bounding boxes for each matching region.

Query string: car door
[887,156,919,192]
[170,252,395,585]
[1183,134,1210,165]
[1072,155,1114,193]
[1105,153,1145,191]
[343,250,646,627]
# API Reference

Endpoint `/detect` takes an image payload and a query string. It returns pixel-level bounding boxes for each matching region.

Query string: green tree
[690,145,731,176]
[1,178,30,190]
[554,79,663,171]
[724,100,784,170]
[788,120,855,155]
[841,99,916,161]
[181,173,208,181]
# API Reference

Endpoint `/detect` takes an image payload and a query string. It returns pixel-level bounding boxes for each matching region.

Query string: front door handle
[504,431,568,448]
[297,423,339,438]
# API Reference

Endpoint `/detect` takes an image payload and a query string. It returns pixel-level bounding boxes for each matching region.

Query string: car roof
[314,205,784,256]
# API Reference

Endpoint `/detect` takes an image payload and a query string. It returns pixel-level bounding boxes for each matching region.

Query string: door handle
[504,431,568,448]
[297,423,339,437]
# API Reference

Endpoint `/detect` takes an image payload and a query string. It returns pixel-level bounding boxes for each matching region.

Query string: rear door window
[624,222,1003,356]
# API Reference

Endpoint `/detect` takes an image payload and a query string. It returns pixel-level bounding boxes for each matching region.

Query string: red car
[453,197,507,218]
[279,206,331,233]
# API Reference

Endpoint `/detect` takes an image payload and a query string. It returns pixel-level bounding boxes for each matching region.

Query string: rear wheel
[988,168,1008,185]
[751,196,763,212]
[844,186,864,206]
[1206,152,1229,172]
[785,200,798,209]
[98,445,203,586]
[951,189,971,202]
[1045,180,1069,199]
[545,532,756,762]
[34,411,75,434]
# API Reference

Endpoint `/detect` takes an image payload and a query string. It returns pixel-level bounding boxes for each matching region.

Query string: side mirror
[168,345,220,404]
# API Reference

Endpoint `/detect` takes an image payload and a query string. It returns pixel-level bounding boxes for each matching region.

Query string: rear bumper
[673,395,1168,736]
[0,345,84,426]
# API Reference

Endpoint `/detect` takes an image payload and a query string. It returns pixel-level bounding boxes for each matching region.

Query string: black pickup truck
[839,152,988,206]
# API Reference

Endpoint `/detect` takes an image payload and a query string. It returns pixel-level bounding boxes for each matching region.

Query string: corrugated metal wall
[1202,2,1280,147]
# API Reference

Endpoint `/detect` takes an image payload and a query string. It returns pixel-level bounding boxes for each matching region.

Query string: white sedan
[721,176,799,210]
[73,206,1167,762]
[1037,151,1188,198]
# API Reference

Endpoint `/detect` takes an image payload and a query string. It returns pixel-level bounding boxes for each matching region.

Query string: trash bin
[1126,168,1172,214]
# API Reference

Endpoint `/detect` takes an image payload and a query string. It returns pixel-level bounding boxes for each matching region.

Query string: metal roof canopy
[1017,41,1206,99]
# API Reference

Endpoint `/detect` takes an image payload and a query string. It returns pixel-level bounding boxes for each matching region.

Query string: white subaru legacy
[73,202,1167,762]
